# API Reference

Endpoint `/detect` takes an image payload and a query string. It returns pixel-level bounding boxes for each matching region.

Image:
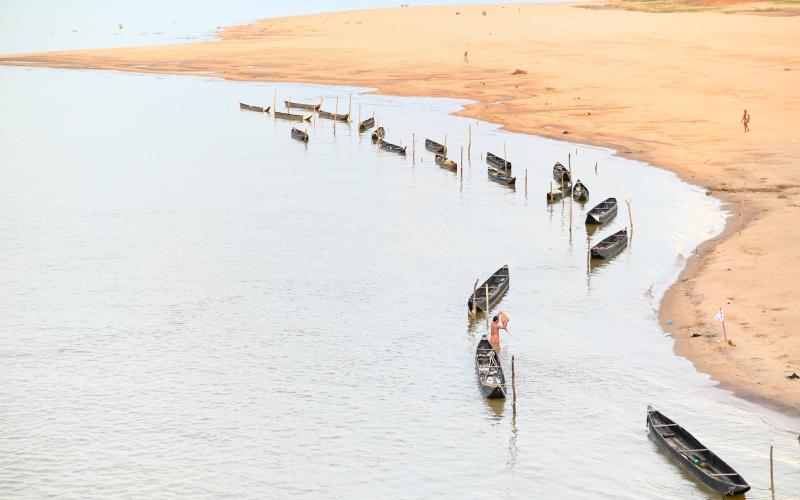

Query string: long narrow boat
[359,117,375,132]
[586,197,618,225]
[572,179,589,202]
[647,406,750,496]
[467,265,509,312]
[318,110,349,122]
[590,228,628,259]
[284,100,321,111]
[436,154,457,172]
[371,127,385,143]
[553,162,571,185]
[378,138,406,155]
[475,335,507,398]
[486,152,511,171]
[290,127,308,143]
[488,167,516,187]
[425,138,447,155]
[274,110,311,122]
[239,102,270,113]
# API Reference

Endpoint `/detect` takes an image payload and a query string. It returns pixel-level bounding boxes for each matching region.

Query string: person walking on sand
[464,50,469,63]
[740,109,750,132]
[489,313,509,351]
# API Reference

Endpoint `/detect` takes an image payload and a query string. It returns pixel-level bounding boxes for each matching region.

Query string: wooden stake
[503,143,508,171]
[740,183,746,236]
[524,169,528,196]
[335,96,339,116]
[468,125,472,160]
[485,284,490,330]
[721,314,728,343]
[412,133,416,165]
[770,445,775,500]
[569,187,573,237]
[273,89,276,114]
[626,198,634,237]
[460,146,464,178]
[472,279,479,316]
[444,134,448,156]
[512,355,517,412]
[287,96,290,112]
[348,93,352,116]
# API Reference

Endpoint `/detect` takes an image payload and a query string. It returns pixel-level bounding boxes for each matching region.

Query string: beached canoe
[586,197,618,225]
[590,228,628,259]
[425,138,447,155]
[359,117,375,132]
[572,179,589,202]
[371,127,385,143]
[284,100,321,111]
[318,109,349,122]
[467,265,509,312]
[239,102,270,113]
[378,138,406,155]
[488,167,516,187]
[436,154,457,172]
[291,127,308,143]
[553,161,571,185]
[274,110,311,122]
[486,152,511,171]
[475,335,507,398]
[647,406,750,496]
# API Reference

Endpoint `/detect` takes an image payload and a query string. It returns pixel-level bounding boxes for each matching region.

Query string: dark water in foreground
[0,67,798,499]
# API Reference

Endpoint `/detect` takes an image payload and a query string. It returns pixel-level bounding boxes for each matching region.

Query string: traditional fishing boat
[436,154,457,172]
[371,127,385,143]
[475,335,507,398]
[284,100,321,111]
[585,197,618,225]
[546,186,563,203]
[486,152,511,171]
[274,110,311,122]
[467,265,509,312]
[318,109,349,122]
[647,406,750,496]
[572,179,589,202]
[359,117,375,132]
[378,138,406,155]
[488,167,516,187]
[239,102,269,113]
[590,228,628,259]
[290,127,308,143]
[425,138,447,155]
[553,161,571,185]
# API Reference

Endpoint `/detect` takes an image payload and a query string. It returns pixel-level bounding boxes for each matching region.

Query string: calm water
[0,66,798,499]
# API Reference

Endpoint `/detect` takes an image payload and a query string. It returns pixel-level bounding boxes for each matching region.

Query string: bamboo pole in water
[460,146,464,178]
[626,198,634,237]
[472,279,479,316]
[770,445,775,500]
[412,133,416,165]
[485,284,490,330]
[524,169,528,197]
[512,355,517,413]
[444,134,448,156]
[568,157,573,238]
[348,93,352,117]
[504,143,508,171]
[273,89,276,114]
[468,125,472,160]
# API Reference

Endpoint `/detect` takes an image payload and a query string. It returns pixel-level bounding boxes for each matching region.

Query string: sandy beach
[2,2,798,415]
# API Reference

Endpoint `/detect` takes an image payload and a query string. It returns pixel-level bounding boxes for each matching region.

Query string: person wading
[740,109,750,132]
[489,312,510,351]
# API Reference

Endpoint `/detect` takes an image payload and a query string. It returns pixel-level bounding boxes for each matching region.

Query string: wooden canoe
[475,335,507,398]
[359,117,375,132]
[572,179,589,202]
[586,197,618,225]
[488,167,516,187]
[436,154,457,172]
[378,138,406,155]
[647,406,750,496]
[546,186,563,203]
[425,138,447,155]
[553,161,571,185]
[274,110,311,122]
[290,127,308,143]
[239,102,270,113]
[371,127,385,143]
[467,265,509,312]
[318,110,349,122]
[486,152,511,171]
[590,228,628,259]
[284,100,321,111]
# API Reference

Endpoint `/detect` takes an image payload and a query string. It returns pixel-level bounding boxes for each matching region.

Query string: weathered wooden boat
[239,102,270,113]
[572,179,589,202]
[284,100,321,111]
[475,335,507,398]
[590,228,628,259]
[486,152,511,171]
[359,117,375,132]
[274,110,311,122]
[379,138,406,155]
[318,109,350,122]
[436,154,457,172]
[371,127,385,143]
[586,197,618,225]
[647,406,750,496]
[546,186,563,203]
[553,161,571,185]
[425,138,447,155]
[488,167,516,187]
[290,127,308,143]
[467,265,509,312]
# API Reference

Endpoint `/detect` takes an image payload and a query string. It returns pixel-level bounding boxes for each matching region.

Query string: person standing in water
[740,109,750,132]
[489,314,509,351]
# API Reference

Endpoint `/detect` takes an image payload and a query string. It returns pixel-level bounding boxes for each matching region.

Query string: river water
[1,65,798,499]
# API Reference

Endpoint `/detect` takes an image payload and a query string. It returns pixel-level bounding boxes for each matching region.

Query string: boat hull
[475,337,507,399]
[467,265,509,312]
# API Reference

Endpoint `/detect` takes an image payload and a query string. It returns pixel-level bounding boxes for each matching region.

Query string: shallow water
[0,66,798,499]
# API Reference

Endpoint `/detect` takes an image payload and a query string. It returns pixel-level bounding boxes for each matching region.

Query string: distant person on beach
[740,109,750,132]
[464,50,469,63]
[489,313,509,351]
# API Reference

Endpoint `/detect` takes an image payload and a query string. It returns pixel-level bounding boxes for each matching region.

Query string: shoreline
[2,2,798,416]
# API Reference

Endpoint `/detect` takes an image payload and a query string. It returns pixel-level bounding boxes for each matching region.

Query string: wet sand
[2,3,798,414]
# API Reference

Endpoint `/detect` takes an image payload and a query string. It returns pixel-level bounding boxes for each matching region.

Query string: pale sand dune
[2,3,798,414]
